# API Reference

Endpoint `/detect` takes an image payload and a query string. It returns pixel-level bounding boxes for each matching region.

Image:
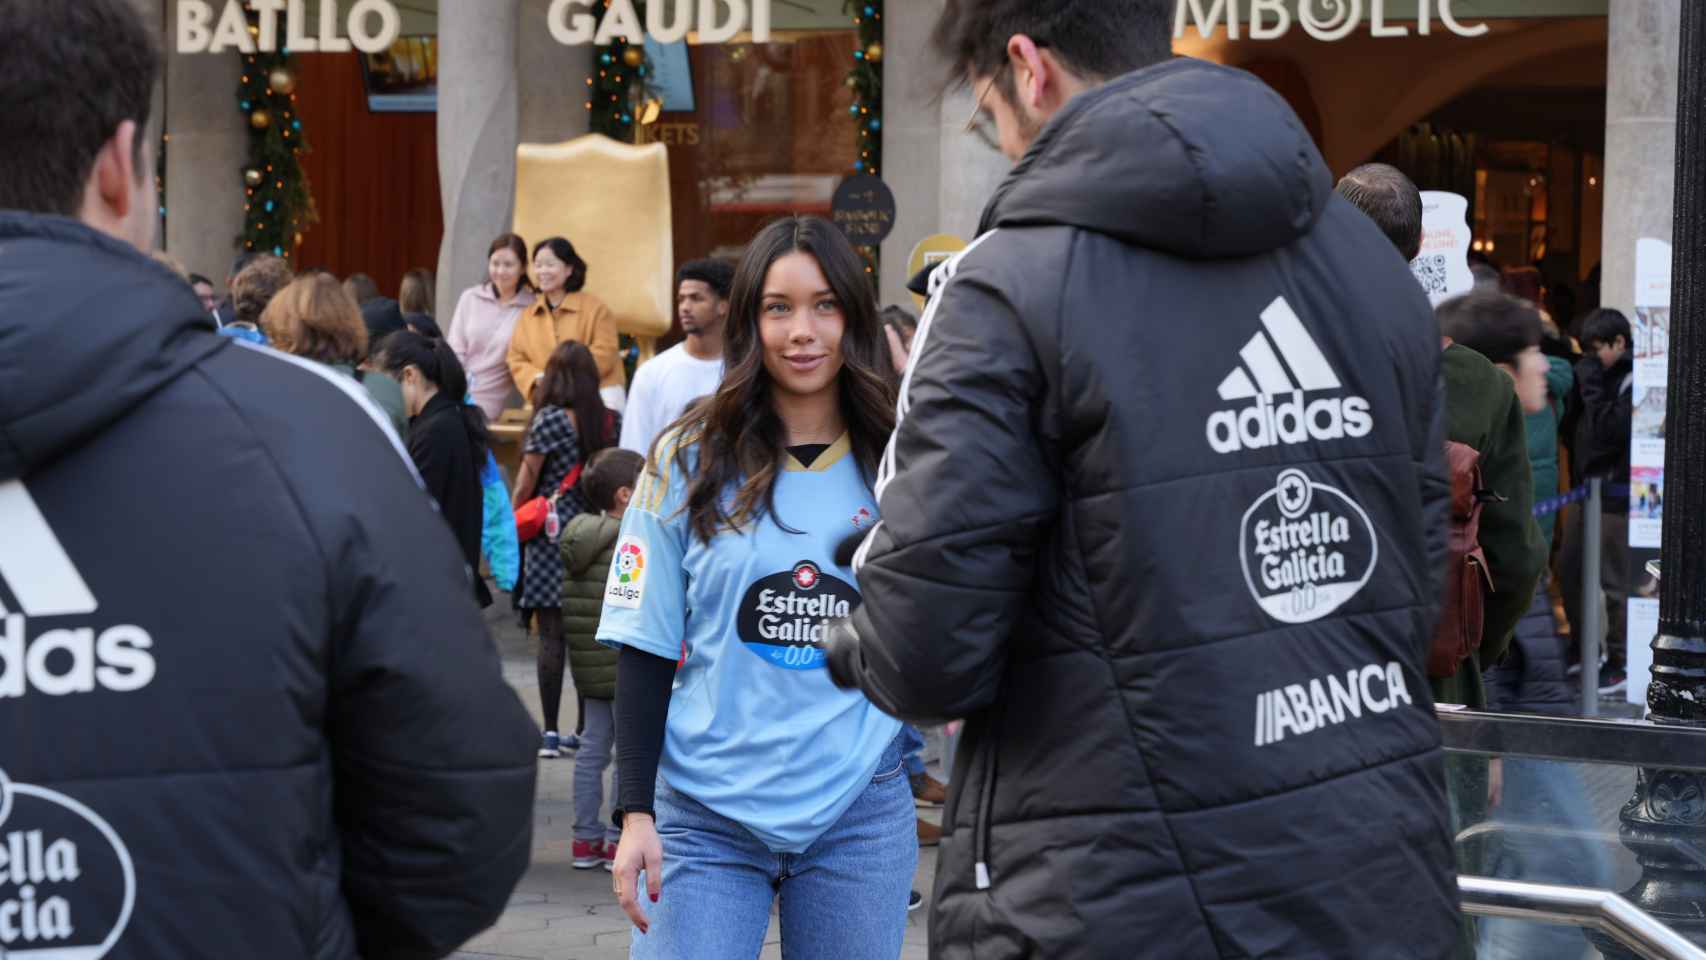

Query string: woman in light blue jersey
[599,216,912,957]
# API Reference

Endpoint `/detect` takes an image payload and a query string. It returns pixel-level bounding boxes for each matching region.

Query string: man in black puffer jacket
[826,2,1459,956]
[0,2,538,957]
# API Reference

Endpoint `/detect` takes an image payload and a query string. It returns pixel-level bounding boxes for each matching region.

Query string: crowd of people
[0,0,1660,958]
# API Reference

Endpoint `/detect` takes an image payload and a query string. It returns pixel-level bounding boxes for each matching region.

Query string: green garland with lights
[587,2,651,142]
[237,44,316,260]
[846,1,884,280]
[846,1,883,178]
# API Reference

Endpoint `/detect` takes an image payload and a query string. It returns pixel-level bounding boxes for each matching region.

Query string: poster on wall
[1410,191,1473,306]
[1625,237,1670,703]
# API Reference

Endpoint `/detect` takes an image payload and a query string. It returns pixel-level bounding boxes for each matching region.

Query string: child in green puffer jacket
[560,448,645,870]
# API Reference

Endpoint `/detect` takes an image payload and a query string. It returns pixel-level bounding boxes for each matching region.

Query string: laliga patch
[734,561,860,671]
[604,537,647,610]
[0,766,135,956]
[1240,469,1378,624]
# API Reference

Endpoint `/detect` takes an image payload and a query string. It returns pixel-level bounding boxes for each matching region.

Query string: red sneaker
[572,840,605,870]
[602,839,618,872]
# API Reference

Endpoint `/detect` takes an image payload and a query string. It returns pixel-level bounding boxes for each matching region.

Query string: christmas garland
[586,2,651,142]
[237,43,317,260]
[846,1,883,177]
[846,1,884,280]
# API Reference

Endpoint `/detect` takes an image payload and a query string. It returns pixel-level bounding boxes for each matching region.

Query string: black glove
[823,617,863,691]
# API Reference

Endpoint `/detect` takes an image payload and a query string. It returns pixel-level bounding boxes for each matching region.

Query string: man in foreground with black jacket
[827,1,1460,956]
[0,2,539,957]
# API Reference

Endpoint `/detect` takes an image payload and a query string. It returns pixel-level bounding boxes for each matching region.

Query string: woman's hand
[613,814,664,933]
[884,324,910,376]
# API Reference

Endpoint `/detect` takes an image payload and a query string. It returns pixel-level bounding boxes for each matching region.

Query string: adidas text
[1207,391,1372,454]
[0,614,156,698]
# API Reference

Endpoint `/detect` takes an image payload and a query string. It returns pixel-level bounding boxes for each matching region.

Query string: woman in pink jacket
[449,233,537,422]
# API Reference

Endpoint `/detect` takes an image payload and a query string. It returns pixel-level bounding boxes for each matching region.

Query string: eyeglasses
[963,61,1009,153]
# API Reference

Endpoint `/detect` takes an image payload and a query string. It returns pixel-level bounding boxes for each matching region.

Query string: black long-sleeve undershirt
[615,645,676,824]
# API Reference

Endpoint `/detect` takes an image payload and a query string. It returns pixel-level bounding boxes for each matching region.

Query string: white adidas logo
[1206,296,1373,454]
[0,481,156,698]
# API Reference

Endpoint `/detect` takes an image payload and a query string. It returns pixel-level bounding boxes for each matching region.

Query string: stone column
[436,0,523,333]
[161,0,248,284]
[936,85,1011,243]
[1600,0,1681,318]
[518,0,593,147]
[878,0,943,309]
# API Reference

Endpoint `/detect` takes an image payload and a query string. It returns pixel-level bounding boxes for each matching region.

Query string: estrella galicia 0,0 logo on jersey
[734,561,860,670]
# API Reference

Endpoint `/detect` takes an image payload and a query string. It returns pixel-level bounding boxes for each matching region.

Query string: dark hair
[677,259,736,300]
[343,273,381,306]
[486,233,535,296]
[378,330,489,449]
[1501,266,1544,307]
[535,341,614,460]
[1436,291,1541,367]
[931,0,1171,95]
[880,305,918,336]
[232,255,296,327]
[1581,308,1632,349]
[665,216,897,545]
[0,0,157,215]
[359,297,406,357]
[188,273,213,288]
[404,312,444,339]
[1336,163,1423,261]
[532,237,589,294]
[582,448,645,513]
[399,268,435,315]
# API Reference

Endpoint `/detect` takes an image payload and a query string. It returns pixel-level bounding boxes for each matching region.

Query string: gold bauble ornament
[267,68,297,96]
[243,167,264,187]
[865,43,883,63]
[249,109,272,130]
[622,46,644,68]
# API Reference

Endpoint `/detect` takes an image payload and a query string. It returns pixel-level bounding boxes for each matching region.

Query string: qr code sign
[1411,254,1449,295]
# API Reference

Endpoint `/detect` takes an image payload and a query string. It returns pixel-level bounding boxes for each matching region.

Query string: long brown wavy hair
[662,216,896,544]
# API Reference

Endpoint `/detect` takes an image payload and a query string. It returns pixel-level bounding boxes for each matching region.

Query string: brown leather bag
[1429,441,1496,678]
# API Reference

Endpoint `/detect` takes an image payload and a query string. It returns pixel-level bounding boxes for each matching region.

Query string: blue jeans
[630,736,917,959]
[1477,759,1617,959]
[898,723,926,778]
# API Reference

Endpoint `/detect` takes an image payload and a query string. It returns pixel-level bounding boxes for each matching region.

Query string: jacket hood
[565,512,621,575]
[980,58,1332,259]
[0,212,225,481]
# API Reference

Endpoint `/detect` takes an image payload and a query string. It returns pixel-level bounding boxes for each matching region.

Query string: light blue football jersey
[597,431,902,853]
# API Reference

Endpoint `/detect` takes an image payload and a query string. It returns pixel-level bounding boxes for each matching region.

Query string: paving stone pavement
[452,600,938,960]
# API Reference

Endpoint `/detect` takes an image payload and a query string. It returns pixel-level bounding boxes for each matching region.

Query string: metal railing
[1459,877,1706,960]
[1436,706,1706,773]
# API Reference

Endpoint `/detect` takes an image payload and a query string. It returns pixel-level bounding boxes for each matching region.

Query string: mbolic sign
[1175,0,1489,42]
[176,0,773,54]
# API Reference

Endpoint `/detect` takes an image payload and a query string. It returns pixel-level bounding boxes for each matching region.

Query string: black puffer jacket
[0,213,538,959]
[835,60,1458,958]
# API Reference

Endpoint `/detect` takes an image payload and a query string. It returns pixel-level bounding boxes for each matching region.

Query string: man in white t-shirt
[620,259,734,456]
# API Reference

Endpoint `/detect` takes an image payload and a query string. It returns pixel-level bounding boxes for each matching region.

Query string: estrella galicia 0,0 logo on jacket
[0,482,155,699]
[0,765,136,956]
[735,561,858,670]
[1240,469,1378,624]
[1207,296,1373,454]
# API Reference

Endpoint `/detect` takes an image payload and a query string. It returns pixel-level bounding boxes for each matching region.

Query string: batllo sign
[175,0,774,54]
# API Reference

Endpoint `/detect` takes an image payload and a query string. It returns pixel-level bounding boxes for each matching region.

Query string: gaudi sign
[176,0,772,54]
[1175,0,1489,41]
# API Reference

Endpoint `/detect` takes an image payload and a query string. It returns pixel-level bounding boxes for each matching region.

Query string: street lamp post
[1590,0,1706,953]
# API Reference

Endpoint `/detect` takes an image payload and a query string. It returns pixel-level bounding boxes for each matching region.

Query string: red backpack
[1428,441,1496,678]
